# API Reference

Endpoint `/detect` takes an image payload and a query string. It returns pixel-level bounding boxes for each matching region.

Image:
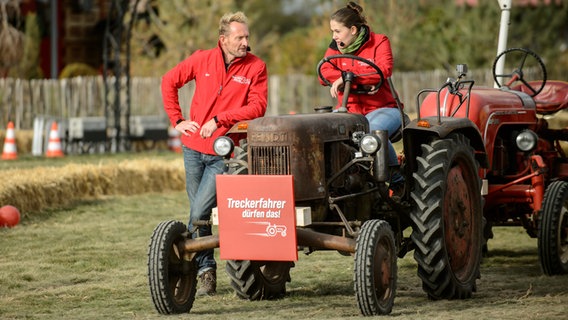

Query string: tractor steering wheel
[317,54,385,95]
[492,47,547,97]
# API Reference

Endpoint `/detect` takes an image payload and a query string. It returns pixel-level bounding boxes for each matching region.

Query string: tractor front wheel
[538,180,568,275]
[148,220,197,314]
[354,219,397,315]
[410,133,482,300]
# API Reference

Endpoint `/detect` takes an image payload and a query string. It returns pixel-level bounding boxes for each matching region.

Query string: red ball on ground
[0,205,21,228]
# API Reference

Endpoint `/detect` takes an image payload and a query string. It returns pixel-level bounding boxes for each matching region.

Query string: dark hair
[330,1,367,31]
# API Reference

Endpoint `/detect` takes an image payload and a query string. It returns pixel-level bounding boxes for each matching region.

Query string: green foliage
[127,0,568,77]
[392,3,502,71]
[508,4,568,79]
[127,0,237,77]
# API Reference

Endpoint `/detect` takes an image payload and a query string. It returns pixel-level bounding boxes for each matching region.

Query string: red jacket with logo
[162,42,268,155]
[319,26,398,115]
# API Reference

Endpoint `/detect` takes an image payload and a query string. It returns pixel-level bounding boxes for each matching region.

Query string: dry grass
[0,112,567,318]
[0,191,566,320]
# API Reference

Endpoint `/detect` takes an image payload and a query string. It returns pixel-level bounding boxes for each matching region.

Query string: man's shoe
[196,269,216,296]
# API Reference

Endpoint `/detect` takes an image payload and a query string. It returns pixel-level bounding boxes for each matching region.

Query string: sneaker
[196,269,216,296]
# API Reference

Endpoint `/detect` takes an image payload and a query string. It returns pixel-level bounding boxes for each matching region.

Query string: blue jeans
[366,107,403,184]
[183,146,226,274]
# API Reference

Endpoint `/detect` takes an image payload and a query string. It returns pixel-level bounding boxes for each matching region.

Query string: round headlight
[360,134,381,155]
[515,130,537,152]
[213,136,234,156]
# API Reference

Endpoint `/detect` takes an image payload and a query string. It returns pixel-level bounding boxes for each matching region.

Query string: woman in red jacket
[320,1,403,192]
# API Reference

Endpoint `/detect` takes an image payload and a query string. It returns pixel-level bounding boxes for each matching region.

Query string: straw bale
[0,158,185,216]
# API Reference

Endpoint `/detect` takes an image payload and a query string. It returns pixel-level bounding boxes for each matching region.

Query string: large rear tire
[225,260,294,300]
[410,133,482,299]
[538,180,568,275]
[354,219,397,316]
[148,220,197,314]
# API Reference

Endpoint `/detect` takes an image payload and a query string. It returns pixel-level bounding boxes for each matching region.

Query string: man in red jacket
[161,11,268,296]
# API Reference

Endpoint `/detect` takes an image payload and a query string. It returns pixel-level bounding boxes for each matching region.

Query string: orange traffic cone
[168,126,182,153]
[46,121,64,158]
[2,121,17,160]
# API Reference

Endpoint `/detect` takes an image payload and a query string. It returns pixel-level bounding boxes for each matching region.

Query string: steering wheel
[317,54,385,95]
[492,47,547,97]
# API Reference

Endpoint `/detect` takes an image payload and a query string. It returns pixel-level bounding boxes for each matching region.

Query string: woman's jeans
[366,107,404,184]
[183,146,226,275]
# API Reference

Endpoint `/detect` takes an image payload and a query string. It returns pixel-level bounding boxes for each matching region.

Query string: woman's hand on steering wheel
[330,77,344,99]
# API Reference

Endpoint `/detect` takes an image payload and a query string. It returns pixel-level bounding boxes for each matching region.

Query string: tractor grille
[250,146,291,175]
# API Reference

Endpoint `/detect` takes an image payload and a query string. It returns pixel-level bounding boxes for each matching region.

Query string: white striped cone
[46,121,64,158]
[2,121,17,160]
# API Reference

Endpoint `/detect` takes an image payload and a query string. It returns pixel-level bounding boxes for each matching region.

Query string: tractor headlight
[515,129,538,152]
[213,136,234,157]
[360,134,381,155]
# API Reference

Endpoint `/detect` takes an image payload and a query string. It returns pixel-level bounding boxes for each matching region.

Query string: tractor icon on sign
[266,223,287,237]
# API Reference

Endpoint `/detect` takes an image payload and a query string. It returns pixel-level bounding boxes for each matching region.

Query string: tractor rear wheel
[354,219,397,315]
[538,180,568,275]
[410,133,482,300]
[225,260,294,300]
[148,220,197,314]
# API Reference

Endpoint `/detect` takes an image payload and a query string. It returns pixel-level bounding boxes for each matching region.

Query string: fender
[402,117,489,174]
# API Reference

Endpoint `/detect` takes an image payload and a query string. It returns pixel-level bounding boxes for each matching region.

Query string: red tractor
[408,46,568,278]
[147,48,568,316]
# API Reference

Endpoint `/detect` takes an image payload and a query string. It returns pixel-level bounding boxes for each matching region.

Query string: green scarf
[339,27,366,54]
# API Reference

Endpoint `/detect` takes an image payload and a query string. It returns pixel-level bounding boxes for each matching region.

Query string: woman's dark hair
[330,1,367,31]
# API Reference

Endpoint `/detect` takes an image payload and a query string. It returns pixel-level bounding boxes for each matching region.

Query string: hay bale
[0,158,185,217]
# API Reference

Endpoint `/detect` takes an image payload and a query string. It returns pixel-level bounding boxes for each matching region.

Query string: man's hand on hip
[175,120,200,136]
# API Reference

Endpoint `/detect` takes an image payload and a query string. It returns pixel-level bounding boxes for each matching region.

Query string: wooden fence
[0,69,498,130]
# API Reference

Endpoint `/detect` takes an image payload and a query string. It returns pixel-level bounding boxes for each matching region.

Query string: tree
[0,0,24,77]
[125,0,568,78]
[9,13,42,79]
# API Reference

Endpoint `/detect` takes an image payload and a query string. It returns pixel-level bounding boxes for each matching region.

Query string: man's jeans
[183,146,225,274]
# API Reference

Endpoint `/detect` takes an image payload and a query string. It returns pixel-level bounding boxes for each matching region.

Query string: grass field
[1,188,567,320]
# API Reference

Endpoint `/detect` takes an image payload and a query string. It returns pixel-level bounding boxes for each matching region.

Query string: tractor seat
[390,112,411,143]
[512,80,568,115]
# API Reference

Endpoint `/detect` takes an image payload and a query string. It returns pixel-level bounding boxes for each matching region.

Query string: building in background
[16,0,111,78]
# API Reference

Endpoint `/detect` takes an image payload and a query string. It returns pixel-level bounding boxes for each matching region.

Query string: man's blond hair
[219,11,249,36]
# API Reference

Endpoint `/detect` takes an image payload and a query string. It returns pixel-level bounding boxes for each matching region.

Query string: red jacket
[162,42,268,155]
[319,26,398,115]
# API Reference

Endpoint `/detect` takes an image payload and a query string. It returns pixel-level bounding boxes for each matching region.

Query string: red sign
[216,175,297,261]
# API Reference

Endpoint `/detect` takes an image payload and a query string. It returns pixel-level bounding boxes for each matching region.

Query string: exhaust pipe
[181,227,356,254]
[494,0,512,88]
[296,228,356,253]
